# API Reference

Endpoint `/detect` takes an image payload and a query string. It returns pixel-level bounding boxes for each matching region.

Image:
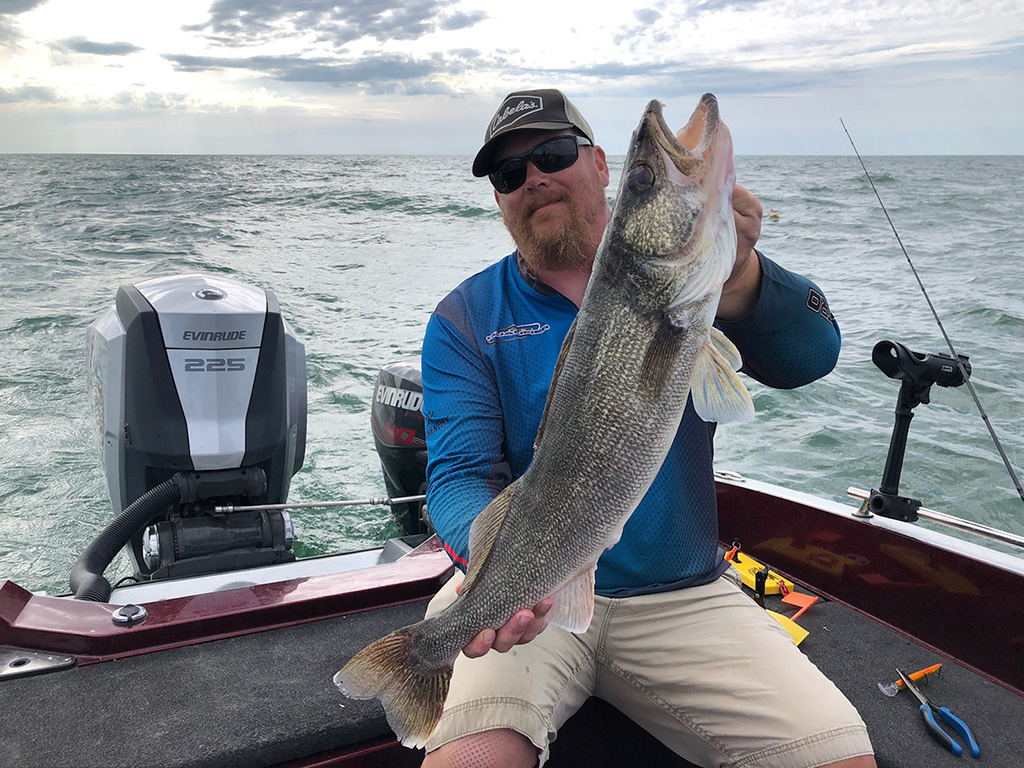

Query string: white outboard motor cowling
[85,274,306,583]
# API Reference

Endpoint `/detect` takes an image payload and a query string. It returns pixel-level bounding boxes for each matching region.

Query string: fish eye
[626,164,655,194]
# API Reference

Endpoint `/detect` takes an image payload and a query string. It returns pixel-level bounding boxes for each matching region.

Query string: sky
[1,0,1022,155]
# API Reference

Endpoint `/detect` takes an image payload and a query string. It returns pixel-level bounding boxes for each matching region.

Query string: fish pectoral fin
[463,482,516,595]
[691,332,754,423]
[710,326,743,371]
[546,564,596,634]
[639,317,684,399]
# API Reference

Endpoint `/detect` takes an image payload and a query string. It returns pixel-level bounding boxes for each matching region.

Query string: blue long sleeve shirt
[421,250,839,596]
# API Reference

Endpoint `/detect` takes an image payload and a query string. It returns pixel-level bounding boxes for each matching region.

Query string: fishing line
[840,119,1024,508]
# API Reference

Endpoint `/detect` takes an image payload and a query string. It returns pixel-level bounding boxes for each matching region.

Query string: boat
[1,273,1022,768]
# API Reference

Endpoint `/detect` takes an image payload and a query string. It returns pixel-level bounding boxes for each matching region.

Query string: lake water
[1,152,1022,595]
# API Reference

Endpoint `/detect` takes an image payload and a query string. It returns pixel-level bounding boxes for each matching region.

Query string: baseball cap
[472,88,595,177]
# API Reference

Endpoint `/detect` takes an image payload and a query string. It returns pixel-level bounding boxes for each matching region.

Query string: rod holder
[866,340,970,522]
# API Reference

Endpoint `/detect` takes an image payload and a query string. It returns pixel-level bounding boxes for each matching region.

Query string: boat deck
[781,591,1017,768]
[551,588,1023,767]
[1,581,1020,768]
[1,599,422,768]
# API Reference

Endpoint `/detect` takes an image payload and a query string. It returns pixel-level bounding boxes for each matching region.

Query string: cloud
[0,84,59,103]
[1,0,49,48]
[185,0,488,47]
[107,89,190,110]
[0,0,50,14]
[0,19,17,46]
[1,1,1020,154]
[438,9,488,31]
[56,36,143,56]
[536,60,812,100]
[633,8,662,24]
[163,49,475,92]
[693,0,766,10]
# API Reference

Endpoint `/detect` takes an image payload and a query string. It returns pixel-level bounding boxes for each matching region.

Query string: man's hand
[733,183,762,265]
[459,589,554,659]
[718,184,764,321]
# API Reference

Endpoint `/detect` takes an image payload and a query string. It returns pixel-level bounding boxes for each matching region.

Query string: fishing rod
[841,119,1024,509]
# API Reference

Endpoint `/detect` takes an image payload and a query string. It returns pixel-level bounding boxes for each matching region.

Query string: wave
[2,153,1022,595]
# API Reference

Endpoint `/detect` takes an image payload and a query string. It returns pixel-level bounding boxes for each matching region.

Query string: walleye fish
[333,93,754,747]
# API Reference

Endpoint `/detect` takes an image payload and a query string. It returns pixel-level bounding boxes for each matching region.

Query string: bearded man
[418,89,875,768]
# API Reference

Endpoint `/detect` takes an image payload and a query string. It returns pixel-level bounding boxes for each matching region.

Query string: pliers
[896,668,981,758]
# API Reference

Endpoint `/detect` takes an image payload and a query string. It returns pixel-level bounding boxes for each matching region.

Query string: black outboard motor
[371,359,429,535]
[75,274,307,599]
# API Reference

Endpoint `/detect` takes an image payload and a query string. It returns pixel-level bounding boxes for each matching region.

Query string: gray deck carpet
[0,600,425,768]
[550,591,1021,767]
[1,589,1020,767]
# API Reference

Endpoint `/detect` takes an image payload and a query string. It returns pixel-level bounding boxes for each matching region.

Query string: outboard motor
[75,274,307,599]
[371,359,429,535]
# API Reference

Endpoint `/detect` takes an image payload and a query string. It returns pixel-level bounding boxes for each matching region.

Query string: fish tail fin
[333,623,452,748]
[691,328,755,423]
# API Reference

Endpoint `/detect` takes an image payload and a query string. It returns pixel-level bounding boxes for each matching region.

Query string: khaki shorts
[424,569,872,768]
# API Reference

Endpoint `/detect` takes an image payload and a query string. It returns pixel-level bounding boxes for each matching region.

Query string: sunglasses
[489,135,593,194]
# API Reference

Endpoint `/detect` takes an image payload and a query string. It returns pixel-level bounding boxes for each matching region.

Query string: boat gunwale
[714,472,1024,698]
[2,477,1023,699]
[0,536,454,666]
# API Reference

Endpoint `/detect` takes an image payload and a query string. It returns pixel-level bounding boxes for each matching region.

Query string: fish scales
[333,93,755,748]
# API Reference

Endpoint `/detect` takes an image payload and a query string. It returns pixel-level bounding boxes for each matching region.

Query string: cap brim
[472,121,589,177]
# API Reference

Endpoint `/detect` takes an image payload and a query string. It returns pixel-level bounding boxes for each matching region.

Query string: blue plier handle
[896,668,981,758]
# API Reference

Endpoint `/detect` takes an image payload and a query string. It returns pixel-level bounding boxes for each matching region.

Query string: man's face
[491,129,611,274]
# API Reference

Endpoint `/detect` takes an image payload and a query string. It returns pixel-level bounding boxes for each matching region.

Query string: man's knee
[421,728,539,768]
[820,756,876,768]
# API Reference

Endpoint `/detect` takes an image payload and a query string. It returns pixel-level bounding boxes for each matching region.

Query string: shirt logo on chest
[485,322,551,344]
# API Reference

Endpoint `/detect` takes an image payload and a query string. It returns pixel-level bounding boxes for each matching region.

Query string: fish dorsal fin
[462,482,516,595]
[534,317,577,450]
[691,329,754,423]
[546,563,596,634]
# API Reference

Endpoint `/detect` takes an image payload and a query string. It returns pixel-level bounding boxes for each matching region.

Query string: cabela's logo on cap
[491,95,544,134]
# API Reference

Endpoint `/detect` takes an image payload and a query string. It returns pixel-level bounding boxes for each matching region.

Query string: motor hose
[69,475,184,601]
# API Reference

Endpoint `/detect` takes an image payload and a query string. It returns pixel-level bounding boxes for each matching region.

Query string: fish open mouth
[640,95,721,185]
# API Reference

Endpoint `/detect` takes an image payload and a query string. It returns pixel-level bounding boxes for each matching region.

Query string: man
[419,89,875,768]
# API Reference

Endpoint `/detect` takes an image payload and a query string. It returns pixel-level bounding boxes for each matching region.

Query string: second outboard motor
[78,274,307,597]
[371,358,429,535]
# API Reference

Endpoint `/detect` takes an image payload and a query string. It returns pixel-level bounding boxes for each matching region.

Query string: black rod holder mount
[866,340,970,522]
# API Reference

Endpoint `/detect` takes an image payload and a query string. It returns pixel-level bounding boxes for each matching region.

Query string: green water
[1,153,1022,595]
